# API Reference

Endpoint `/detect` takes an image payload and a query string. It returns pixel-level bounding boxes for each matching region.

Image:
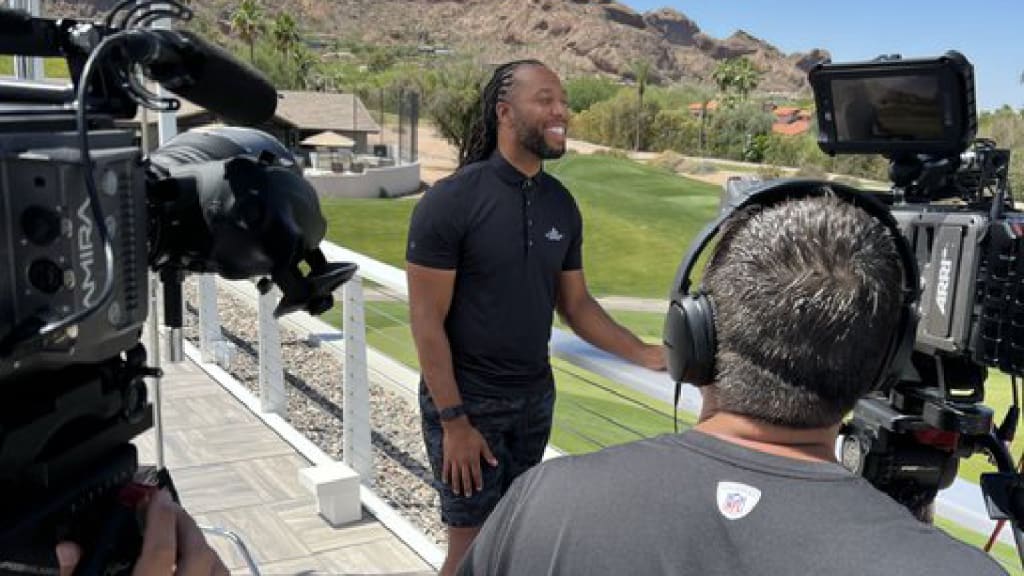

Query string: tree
[630,59,651,151]
[292,46,320,90]
[417,60,490,158]
[230,0,266,64]
[565,76,621,113]
[270,12,300,58]
[712,57,762,106]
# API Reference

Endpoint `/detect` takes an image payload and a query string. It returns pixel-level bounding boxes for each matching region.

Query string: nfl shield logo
[716,481,762,520]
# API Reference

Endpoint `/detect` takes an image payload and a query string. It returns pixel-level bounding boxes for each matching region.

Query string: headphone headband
[665,179,920,391]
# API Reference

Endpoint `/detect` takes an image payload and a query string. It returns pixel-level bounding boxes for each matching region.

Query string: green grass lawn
[321,199,418,269]
[321,153,722,298]
[0,57,70,78]
[935,515,1021,575]
[546,153,721,297]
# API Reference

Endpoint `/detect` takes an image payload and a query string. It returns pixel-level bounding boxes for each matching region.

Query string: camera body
[0,118,148,379]
[0,6,355,574]
[806,52,1021,517]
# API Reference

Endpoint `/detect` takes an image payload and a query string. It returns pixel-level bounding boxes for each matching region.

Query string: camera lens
[28,259,64,294]
[21,205,61,246]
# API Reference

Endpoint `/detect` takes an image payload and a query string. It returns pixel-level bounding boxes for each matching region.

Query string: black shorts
[420,384,555,528]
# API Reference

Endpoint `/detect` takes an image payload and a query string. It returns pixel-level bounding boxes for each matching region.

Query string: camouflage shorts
[419,384,555,527]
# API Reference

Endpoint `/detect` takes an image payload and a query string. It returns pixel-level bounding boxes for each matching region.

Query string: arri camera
[0,2,355,574]
[809,51,1024,563]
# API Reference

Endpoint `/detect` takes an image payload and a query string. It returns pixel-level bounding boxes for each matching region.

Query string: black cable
[104,0,140,30]
[551,363,675,424]
[674,380,682,434]
[119,0,191,31]
[131,7,193,30]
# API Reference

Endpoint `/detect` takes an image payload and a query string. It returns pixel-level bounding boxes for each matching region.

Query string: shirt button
[529,240,534,247]
[528,219,533,227]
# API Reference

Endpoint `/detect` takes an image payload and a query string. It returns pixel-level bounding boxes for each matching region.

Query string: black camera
[0,3,354,574]
[810,52,1024,560]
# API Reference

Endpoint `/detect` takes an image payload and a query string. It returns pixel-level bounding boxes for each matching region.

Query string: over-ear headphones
[662,179,920,391]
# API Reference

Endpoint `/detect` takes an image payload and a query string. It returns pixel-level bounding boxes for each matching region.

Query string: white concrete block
[299,463,362,526]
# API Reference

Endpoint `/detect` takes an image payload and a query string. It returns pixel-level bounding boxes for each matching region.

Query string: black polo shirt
[407,152,583,395]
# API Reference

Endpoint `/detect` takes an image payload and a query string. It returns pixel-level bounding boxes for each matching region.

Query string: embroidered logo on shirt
[716,481,761,520]
[545,227,564,242]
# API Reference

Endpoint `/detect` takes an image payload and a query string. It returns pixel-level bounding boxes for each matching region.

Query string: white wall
[306,162,421,199]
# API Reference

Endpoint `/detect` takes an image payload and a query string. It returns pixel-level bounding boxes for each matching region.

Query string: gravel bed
[181,280,447,546]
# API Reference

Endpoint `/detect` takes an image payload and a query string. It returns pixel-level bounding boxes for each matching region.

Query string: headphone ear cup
[663,300,689,383]
[663,295,717,386]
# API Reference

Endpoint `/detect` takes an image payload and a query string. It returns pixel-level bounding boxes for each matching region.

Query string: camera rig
[0,2,355,573]
[809,52,1024,565]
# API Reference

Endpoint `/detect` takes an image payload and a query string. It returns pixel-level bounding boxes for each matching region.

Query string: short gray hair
[703,193,903,428]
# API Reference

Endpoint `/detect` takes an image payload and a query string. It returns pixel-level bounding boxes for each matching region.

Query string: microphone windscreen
[160,30,278,126]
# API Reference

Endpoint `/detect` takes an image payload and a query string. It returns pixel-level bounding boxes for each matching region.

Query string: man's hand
[56,490,229,576]
[638,343,667,371]
[442,417,498,497]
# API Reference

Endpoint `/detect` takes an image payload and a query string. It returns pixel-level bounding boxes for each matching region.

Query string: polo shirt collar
[489,151,542,186]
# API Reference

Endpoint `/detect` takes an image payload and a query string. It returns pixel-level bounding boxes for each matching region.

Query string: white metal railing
[183,240,1014,549]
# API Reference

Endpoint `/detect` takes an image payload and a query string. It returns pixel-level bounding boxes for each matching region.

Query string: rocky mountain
[43,0,829,94]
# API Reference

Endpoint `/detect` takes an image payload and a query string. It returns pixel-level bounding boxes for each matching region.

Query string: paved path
[134,359,433,575]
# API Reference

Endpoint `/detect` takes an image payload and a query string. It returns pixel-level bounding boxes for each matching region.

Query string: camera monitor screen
[832,75,945,142]
[810,52,976,157]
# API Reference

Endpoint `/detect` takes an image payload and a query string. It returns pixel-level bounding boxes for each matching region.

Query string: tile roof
[771,119,812,135]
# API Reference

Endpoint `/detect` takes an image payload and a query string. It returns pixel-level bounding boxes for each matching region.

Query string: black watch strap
[438,404,467,422]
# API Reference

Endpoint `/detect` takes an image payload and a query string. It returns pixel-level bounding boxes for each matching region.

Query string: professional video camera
[0,2,355,574]
[806,52,1024,560]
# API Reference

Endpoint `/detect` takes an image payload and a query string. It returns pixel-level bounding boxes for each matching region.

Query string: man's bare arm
[408,262,461,409]
[407,263,497,496]
[557,270,665,370]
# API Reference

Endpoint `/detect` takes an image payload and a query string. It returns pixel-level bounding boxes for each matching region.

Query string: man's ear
[495,100,512,126]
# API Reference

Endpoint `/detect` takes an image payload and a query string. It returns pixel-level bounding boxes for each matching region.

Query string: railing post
[343,276,374,485]
[197,274,226,365]
[257,283,287,416]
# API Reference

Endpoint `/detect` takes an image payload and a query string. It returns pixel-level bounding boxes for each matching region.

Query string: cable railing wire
[556,394,649,441]
[551,416,607,450]
[552,362,676,425]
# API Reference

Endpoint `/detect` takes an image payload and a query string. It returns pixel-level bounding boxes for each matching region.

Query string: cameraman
[55,490,228,576]
[456,193,1008,575]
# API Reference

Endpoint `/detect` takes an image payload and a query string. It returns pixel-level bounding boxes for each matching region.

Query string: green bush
[704,101,774,161]
[648,109,701,156]
[572,91,660,150]
[565,76,623,112]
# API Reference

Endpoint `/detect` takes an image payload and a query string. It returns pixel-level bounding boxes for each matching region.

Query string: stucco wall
[306,162,421,199]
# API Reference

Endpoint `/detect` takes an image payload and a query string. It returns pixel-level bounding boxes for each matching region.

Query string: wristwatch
[438,404,467,422]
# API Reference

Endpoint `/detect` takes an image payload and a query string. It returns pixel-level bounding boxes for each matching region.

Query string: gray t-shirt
[458,430,1008,576]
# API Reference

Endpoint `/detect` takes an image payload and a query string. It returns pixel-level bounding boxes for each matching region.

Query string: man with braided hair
[406,60,665,574]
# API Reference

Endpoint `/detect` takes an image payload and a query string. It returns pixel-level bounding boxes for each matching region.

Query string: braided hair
[459,59,546,168]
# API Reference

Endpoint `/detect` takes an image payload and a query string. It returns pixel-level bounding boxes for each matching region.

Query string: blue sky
[620,1,1023,111]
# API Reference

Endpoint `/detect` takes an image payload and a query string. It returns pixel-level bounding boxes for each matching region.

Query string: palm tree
[230,0,266,64]
[292,47,320,90]
[712,57,761,106]
[631,59,651,152]
[271,12,300,57]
